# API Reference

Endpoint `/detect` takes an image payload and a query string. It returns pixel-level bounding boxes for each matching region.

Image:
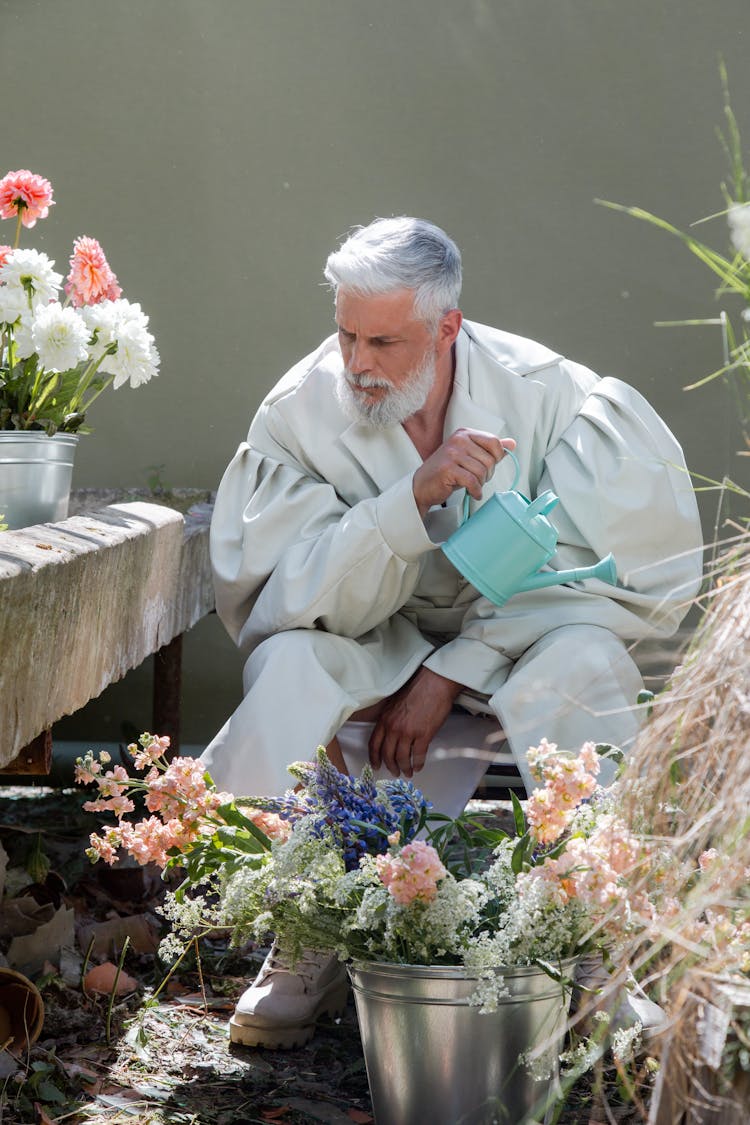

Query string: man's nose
[349,339,373,373]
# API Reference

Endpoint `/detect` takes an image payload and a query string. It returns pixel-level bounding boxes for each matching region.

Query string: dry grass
[594,532,750,1123]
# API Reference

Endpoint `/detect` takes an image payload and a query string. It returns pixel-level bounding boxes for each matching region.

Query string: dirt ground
[0,786,643,1125]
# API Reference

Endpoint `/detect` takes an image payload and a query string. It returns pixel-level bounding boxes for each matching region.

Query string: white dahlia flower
[31,303,90,372]
[0,248,63,308]
[0,283,29,327]
[84,298,160,388]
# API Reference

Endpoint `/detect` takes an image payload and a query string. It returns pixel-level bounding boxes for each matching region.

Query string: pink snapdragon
[129,734,172,770]
[242,808,292,842]
[76,735,233,870]
[144,756,228,824]
[525,739,600,845]
[519,814,653,931]
[0,170,54,228]
[65,235,121,307]
[375,840,448,905]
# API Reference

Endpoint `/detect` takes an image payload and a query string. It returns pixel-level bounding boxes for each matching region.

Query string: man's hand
[412,429,516,518]
[368,667,463,778]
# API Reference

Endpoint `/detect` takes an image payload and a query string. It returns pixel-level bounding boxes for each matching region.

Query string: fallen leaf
[347,1112,374,1124]
[83,961,138,996]
[78,913,160,956]
[0,896,55,939]
[165,979,190,997]
[172,993,234,1010]
[59,944,83,987]
[33,1104,56,1124]
[261,1108,292,1122]
[285,1100,363,1124]
[6,904,74,974]
[0,1049,19,1080]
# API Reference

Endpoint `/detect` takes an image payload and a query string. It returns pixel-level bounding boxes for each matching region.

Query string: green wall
[4,0,749,745]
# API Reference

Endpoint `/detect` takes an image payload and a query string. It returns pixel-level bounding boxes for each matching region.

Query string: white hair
[324,216,462,325]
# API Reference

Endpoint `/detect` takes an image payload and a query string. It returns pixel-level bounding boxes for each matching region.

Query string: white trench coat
[201,321,703,802]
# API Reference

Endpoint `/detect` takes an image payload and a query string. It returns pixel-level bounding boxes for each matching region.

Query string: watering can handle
[461,447,520,523]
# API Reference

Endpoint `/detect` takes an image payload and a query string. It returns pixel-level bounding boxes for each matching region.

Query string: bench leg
[153,634,182,758]
[0,729,53,775]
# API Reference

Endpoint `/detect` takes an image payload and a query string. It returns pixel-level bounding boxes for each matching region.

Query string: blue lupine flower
[244,749,432,871]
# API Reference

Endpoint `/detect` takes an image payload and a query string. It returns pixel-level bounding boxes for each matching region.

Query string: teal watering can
[441,450,618,606]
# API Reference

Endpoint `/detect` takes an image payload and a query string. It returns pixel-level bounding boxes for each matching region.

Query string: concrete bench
[0,491,215,772]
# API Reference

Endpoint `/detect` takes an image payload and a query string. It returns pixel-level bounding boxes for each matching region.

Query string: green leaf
[510,790,526,837]
[511,831,530,875]
[595,742,624,764]
[36,1079,67,1104]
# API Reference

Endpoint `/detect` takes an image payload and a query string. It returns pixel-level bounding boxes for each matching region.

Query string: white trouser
[336,712,506,819]
[200,623,644,805]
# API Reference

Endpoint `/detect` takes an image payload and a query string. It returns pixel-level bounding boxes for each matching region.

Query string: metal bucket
[0,432,79,530]
[348,960,574,1125]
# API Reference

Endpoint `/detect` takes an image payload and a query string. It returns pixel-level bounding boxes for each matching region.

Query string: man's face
[334,288,439,427]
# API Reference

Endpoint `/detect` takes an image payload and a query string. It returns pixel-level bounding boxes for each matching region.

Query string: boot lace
[258,940,330,986]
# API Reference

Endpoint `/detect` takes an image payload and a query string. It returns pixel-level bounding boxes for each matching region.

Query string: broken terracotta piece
[0,967,45,1054]
[83,961,138,996]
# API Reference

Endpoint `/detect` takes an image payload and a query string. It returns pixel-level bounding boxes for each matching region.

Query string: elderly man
[202,217,702,1047]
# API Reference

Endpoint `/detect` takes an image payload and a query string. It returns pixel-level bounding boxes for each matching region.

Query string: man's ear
[437,308,462,353]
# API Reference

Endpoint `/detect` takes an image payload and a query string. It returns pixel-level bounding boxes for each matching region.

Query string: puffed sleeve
[540,376,704,623]
[209,427,439,654]
[423,377,703,692]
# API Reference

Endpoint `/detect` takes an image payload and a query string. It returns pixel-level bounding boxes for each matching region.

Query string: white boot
[229,941,349,1049]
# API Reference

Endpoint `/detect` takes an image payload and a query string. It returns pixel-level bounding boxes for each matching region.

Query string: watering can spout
[517,553,618,594]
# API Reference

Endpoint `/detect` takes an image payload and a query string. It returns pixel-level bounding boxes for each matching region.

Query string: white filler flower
[728,203,750,260]
[31,303,90,372]
[0,248,63,308]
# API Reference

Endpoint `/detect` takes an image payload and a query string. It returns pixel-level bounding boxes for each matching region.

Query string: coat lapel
[445,329,519,505]
[339,415,422,494]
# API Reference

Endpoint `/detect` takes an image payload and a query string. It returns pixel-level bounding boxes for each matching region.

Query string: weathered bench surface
[0,491,215,768]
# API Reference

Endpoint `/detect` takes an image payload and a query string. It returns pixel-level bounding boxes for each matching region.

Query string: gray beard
[335,353,436,428]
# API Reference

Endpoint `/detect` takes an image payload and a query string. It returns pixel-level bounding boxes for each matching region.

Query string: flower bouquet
[76,735,655,996]
[77,736,664,1122]
[0,169,159,435]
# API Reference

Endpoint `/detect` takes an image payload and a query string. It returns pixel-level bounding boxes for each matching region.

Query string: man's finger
[380,729,402,777]
[453,430,515,464]
[411,737,430,774]
[368,723,384,770]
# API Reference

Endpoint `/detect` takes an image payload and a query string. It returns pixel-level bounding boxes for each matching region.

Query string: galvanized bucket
[0,432,79,530]
[348,960,574,1125]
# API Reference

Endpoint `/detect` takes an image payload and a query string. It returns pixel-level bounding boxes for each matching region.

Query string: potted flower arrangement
[76,735,657,1125]
[0,169,160,528]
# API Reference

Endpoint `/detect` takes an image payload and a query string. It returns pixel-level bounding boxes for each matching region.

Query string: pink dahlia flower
[65,235,122,307]
[0,245,12,269]
[0,170,55,228]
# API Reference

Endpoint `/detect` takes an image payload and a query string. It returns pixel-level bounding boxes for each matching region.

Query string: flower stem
[67,354,106,413]
[12,210,23,250]
[105,936,131,1046]
[77,372,114,416]
[28,371,59,419]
